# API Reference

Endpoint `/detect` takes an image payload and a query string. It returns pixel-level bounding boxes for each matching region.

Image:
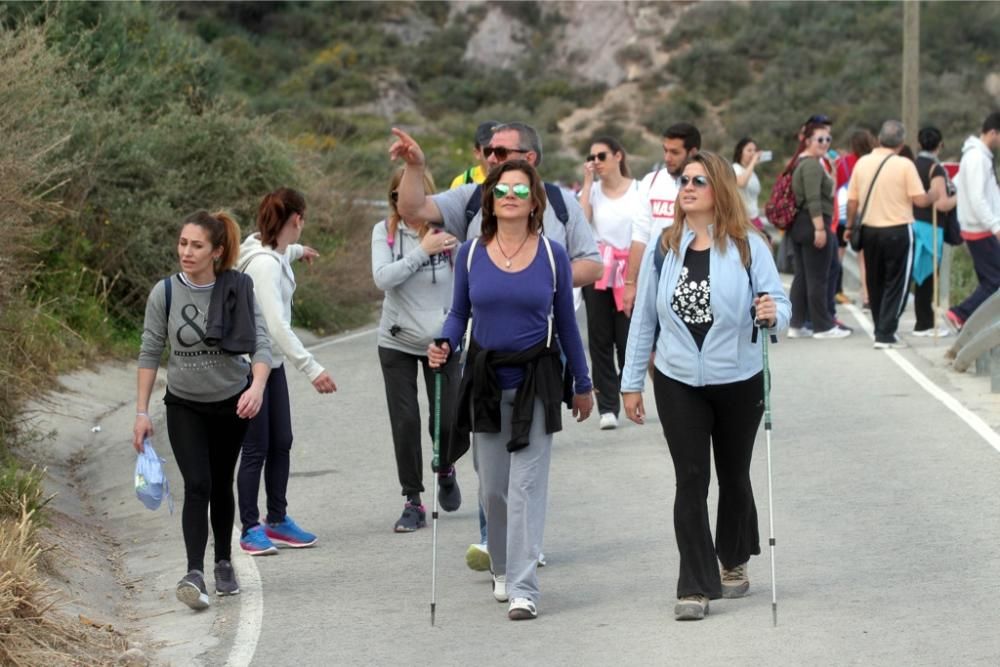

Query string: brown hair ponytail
[257,188,305,248]
[181,209,243,273]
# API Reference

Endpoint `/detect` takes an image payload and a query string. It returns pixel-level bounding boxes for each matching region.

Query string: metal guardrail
[946,290,1000,392]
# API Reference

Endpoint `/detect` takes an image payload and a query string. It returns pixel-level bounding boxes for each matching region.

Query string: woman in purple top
[428,161,593,621]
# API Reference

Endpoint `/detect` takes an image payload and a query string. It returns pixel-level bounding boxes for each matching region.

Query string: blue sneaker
[265,516,317,548]
[240,525,278,556]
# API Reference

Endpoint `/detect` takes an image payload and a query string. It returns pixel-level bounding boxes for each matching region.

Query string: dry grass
[0,503,126,666]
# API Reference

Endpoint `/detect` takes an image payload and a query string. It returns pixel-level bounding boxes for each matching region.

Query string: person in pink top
[579,136,645,430]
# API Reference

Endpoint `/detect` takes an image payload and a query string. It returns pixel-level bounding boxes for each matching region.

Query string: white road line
[227,537,264,667]
[307,326,377,352]
[845,303,1000,454]
[225,325,377,667]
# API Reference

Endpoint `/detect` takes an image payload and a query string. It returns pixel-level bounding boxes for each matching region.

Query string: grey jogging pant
[475,389,552,603]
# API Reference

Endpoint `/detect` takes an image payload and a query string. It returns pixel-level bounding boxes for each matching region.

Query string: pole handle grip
[432,337,450,374]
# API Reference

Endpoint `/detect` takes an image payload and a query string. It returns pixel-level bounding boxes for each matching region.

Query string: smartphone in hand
[758,150,773,163]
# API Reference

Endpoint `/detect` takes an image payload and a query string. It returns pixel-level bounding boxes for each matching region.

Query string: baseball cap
[475,120,500,148]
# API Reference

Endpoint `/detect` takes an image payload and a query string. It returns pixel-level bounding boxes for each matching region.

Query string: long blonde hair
[661,151,761,267]
[386,167,436,242]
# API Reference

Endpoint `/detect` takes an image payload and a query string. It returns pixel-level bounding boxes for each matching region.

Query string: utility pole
[902,1,920,147]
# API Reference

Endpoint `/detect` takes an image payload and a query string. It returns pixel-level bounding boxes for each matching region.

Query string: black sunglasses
[586,151,609,162]
[482,146,529,160]
[679,174,710,188]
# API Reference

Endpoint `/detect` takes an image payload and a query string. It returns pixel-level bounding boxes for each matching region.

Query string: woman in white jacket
[237,188,336,556]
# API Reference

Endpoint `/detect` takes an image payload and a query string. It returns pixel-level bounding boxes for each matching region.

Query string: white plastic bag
[135,438,173,513]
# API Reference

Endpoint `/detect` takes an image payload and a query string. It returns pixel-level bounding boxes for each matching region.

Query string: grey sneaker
[214,560,240,596]
[674,595,709,621]
[176,570,210,611]
[721,562,749,598]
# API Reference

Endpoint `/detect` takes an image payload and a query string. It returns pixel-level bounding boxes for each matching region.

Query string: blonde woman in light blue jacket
[621,152,790,622]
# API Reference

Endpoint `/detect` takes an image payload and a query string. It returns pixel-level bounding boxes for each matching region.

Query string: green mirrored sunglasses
[493,183,531,200]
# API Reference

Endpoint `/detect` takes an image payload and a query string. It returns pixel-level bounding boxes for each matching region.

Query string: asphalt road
[173,304,1000,667]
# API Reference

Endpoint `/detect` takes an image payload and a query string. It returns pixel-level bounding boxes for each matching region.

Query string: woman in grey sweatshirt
[133,210,271,611]
[372,168,462,532]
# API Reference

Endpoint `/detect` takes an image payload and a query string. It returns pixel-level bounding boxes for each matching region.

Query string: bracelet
[136,412,150,418]
[624,280,637,285]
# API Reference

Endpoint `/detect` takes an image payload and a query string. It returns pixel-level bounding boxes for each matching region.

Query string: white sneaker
[492,574,508,602]
[538,552,547,567]
[873,335,907,350]
[508,597,538,620]
[813,326,851,339]
[911,326,951,338]
[599,413,618,430]
[787,327,814,338]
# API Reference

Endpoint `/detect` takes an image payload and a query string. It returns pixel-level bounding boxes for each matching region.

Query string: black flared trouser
[653,369,763,599]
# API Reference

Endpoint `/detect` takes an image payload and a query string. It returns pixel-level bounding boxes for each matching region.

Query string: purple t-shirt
[442,237,591,394]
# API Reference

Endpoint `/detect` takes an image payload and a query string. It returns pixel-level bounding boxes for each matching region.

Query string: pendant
[505,260,512,268]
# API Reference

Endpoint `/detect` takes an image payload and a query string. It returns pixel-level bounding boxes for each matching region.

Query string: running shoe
[176,570,210,611]
[240,525,278,556]
[912,326,950,338]
[945,309,964,333]
[813,326,851,339]
[599,413,618,430]
[492,574,508,602]
[721,562,749,599]
[466,543,491,571]
[833,319,854,332]
[786,327,814,339]
[508,597,537,620]
[873,335,907,350]
[393,501,426,533]
[437,466,462,512]
[265,516,318,548]
[674,595,709,621]
[213,560,240,596]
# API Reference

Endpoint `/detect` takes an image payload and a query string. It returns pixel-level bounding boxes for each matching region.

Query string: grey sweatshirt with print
[371,220,454,356]
[138,275,272,402]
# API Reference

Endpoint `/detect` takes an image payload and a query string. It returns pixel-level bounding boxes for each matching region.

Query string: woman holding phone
[732,137,766,233]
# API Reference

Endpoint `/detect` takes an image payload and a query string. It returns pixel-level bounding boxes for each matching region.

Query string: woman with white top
[579,136,644,429]
[237,188,337,556]
[732,137,764,233]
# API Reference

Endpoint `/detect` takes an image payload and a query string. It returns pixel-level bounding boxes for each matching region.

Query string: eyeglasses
[586,151,609,162]
[390,191,399,203]
[482,146,529,160]
[679,175,710,188]
[493,183,531,200]
[813,136,833,144]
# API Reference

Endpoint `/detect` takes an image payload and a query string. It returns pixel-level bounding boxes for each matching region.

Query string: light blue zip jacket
[621,226,790,391]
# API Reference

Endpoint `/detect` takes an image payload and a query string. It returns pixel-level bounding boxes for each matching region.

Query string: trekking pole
[755,293,779,627]
[430,338,447,627]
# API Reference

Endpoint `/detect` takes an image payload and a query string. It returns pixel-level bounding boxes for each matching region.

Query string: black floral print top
[670,247,712,349]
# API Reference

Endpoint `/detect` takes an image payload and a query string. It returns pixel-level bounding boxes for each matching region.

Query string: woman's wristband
[136,412,150,418]
[624,279,637,285]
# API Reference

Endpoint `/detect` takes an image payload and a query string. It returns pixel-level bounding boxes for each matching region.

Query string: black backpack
[464,182,570,226]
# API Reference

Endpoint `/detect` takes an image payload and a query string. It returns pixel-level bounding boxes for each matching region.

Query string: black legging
[165,388,248,573]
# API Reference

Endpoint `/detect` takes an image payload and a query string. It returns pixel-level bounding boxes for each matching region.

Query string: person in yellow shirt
[449,120,499,189]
